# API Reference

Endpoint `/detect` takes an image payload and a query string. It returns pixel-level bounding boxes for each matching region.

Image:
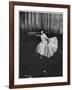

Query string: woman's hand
[47,39,49,44]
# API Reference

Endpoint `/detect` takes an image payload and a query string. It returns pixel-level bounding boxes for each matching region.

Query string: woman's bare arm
[44,34,48,39]
[35,34,41,37]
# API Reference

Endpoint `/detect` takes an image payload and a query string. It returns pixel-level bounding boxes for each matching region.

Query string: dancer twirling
[36,30,58,59]
[36,30,58,73]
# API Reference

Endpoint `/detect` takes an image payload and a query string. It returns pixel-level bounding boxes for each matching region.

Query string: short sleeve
[43,34,48,39]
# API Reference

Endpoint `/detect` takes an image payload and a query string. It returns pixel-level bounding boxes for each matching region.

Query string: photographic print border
[9,1,70,89]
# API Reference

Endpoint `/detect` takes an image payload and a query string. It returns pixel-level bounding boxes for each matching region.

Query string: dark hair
[40,30,44,33]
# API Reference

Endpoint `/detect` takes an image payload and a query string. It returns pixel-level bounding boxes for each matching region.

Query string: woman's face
[41,31,44,34]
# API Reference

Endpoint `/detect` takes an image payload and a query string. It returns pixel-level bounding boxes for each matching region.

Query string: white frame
[14,6,68,85]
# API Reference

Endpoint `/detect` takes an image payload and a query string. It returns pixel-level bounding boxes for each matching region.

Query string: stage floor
[19,32,63,78]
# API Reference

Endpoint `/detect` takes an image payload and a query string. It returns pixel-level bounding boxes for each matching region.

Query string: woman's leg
[40,55,43,59]
[42,59,47,73]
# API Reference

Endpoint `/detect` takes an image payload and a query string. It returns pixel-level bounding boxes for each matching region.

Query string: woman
[36,30,58,59]
[36,30,58,73]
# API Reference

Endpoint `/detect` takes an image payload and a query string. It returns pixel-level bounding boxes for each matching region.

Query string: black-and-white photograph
[9,2,70,88]
[19,11,63,78]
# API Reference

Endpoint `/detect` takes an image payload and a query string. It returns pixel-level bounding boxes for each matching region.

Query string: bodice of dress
[41,34,48,42]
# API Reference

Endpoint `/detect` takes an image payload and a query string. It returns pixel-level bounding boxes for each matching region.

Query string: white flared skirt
[36,37,58,58]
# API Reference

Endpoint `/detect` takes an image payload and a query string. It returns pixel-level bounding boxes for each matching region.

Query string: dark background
[19,12,63,78]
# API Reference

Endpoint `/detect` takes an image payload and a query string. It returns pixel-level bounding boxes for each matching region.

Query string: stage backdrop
[20,12,63,34]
